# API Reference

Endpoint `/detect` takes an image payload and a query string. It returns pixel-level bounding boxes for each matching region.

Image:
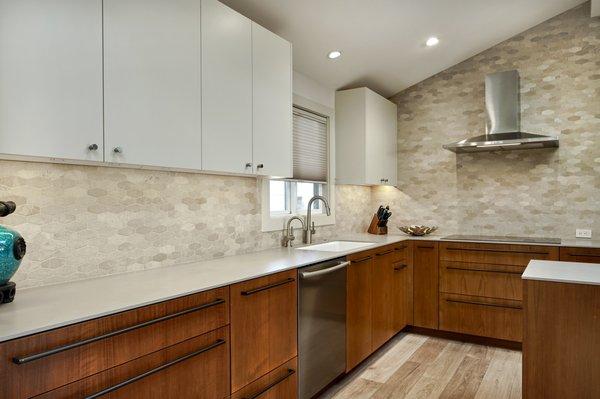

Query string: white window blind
[293,107,328,182]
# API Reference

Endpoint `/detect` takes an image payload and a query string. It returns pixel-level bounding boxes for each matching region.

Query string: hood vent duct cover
[443,70,559,153]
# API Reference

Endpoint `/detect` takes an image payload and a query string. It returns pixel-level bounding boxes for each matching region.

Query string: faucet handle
[287,227,296,247]
[310,221,316,234]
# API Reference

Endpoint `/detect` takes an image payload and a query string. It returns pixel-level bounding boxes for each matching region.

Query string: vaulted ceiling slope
[221,0,587,97]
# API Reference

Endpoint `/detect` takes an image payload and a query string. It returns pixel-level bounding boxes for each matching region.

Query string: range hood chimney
[443,70,559,153]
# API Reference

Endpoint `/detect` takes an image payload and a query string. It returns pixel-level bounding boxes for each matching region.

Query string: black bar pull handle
[446,266,523,275]
[375,249,394,256]
[351,255,372,263]
[242,368,296,399]
[394,263,408,271]
[13,298,226,365]
[85,339,226,399]
[241,278,295,296]
[446,298,522,310]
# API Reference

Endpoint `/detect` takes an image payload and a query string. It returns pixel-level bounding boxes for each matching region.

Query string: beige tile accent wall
[376,2,600,238]
[0,160,372,289]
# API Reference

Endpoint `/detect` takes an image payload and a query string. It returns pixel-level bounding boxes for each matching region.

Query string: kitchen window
[261,98,334,232]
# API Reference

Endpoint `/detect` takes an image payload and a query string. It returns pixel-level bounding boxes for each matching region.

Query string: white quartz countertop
[2,231,600,343]
[0,234,407,343]
[523,260,600,286]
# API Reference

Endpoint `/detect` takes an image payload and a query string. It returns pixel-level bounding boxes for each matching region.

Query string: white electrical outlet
[575,229,592,239]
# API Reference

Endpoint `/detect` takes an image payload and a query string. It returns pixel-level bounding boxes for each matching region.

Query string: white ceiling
[220,0,586,97]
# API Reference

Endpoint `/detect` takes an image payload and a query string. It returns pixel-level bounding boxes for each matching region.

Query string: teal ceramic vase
[0,225,26,285]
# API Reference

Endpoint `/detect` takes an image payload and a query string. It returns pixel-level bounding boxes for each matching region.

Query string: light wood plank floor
[319,333,522,399]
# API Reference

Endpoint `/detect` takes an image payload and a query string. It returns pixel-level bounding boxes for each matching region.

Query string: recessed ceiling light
[327,50,342,59]
[426,37,439,47]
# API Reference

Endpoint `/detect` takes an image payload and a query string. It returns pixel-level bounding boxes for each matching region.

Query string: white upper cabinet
[335,88,397,186]
[103,0,202,169]
[201,0,253,175]
[0,0,103,161]
[0,0,292,177]
[252,23,292,178]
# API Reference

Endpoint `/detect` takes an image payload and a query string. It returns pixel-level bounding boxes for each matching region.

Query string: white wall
[292,70,335,108]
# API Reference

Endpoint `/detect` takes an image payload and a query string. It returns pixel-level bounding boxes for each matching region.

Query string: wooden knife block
[367,214,388,235]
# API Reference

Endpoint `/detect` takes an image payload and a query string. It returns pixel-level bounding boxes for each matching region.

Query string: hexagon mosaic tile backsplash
[0,161,372,289]
[1,2,598,289]
[376,2,599,239]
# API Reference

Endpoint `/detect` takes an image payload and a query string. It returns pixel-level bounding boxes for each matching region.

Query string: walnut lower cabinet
[523,278,600,399]
[346,243,413,372]
[559,246,600,263]
[229,269,298,395]
[413,242,439,329]
[438,242,558,342]
[371,247,396,350]
[392,242,413,331]
[346,251,374,371]
[0,287,230,398]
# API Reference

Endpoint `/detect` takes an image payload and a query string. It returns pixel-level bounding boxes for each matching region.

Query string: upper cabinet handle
[241,277,295,296]
[88,144,98,151]
[12,298,226,365]
[113,147,123,154]
[256,164,264,169]
[245,162,252,168]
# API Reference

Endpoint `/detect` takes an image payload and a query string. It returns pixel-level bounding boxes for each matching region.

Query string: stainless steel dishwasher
[298,257,348,399]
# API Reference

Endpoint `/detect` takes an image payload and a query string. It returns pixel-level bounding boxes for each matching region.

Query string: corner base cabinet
[346,243,413,371]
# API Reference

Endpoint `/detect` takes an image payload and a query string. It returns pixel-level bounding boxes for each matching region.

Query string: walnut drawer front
[391,242,411,263]
[35,327,230,399]
[0,287,229,398]
[230,357,297,399]
[439,293,522,342]
[440,242,558,266]
[440,261,525,300]
[230,269,297,393]
[560,247,600,263]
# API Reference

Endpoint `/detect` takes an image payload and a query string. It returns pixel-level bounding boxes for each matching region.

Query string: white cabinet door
[103,0,202,169]
[201,0,253,174]
[0,0,103,161]
[382,101,398,186]
[365,89,397,186]
[365,90,385,185]
[252,23,292,178]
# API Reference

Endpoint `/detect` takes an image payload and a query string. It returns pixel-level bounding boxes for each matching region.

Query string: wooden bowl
[398,225,438,236]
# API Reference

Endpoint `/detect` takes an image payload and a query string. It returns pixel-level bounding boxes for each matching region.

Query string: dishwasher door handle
[299,261,350,279]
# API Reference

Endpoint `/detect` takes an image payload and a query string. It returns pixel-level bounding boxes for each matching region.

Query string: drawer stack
[438,242,558,342]
[0,287,230,398]
[230,269,298,398]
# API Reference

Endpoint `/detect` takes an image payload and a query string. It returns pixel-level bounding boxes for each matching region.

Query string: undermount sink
[296,241,374,252]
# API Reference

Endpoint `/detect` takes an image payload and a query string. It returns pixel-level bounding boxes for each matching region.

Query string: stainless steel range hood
[443,70,559,153]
